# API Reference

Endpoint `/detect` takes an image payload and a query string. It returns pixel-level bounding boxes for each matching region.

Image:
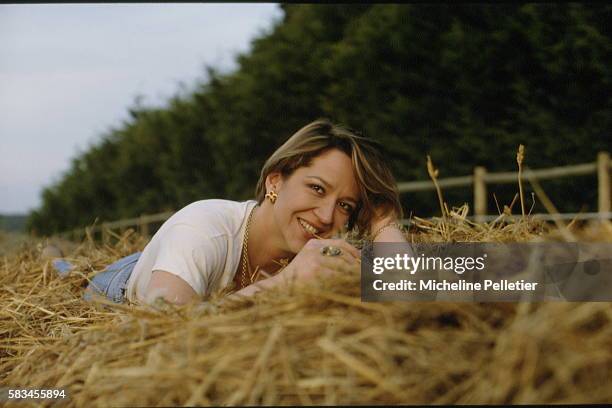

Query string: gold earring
[265,190,278,204]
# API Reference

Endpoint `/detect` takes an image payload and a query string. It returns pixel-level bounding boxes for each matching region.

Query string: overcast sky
[0,3,282,214]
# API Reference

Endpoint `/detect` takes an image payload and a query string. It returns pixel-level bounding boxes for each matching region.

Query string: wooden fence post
[598,151,611,219]
[139,215,149,237]
[474,166,487,222]
[101,223,109,243]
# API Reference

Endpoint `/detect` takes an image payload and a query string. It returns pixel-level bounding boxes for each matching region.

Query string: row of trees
[29,4,611,234]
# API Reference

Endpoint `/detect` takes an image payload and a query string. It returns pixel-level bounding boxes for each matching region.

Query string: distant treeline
[28,4,611,235]
[1,215,27,232]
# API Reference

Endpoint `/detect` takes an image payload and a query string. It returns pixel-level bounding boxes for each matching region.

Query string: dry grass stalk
[427,155,447,220]
[524,167,576,242]
[517,145,527,219]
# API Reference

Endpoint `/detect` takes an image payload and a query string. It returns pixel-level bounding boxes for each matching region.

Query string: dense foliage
[28,4,612,234]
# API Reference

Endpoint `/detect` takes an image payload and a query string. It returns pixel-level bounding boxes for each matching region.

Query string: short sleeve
[151,224,226,297]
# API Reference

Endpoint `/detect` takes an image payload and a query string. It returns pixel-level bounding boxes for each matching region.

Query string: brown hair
[255,119,402,234]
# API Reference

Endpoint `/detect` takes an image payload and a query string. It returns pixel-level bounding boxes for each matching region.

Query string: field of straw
[1,207,611,407]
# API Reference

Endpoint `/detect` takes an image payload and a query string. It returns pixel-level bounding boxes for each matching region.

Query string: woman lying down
[50,119,407,306]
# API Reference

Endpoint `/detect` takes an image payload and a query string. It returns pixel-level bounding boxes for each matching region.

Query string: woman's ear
[265,171,283,192]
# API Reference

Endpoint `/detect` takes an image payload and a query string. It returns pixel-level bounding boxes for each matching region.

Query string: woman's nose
[314,200,335,225]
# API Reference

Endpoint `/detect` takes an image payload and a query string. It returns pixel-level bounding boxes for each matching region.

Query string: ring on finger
[321,246,342,257]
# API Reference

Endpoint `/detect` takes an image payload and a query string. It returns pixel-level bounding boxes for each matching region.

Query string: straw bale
[1,215,611,406]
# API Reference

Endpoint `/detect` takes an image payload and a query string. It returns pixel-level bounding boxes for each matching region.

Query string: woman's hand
[230,238,360,298]
[278,238,361,282]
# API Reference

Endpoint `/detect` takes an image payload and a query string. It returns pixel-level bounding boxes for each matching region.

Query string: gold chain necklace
[240,205,258,289]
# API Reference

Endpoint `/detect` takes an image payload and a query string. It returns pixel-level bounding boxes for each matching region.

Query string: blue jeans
[81,252,142,303]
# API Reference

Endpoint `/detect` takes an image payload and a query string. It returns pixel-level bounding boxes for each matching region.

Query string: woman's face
[268,148,361,254]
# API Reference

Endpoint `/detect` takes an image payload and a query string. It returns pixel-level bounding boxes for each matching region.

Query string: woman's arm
[367,213,415,269]
[144,270,200,305]
[370,214,407,243]
[229,272,284,298]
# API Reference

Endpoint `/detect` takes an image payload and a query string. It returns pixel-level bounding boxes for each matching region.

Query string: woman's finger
[312,243,358,266]
[320,261,359,277]
[320,254,360,274]
[317,238,361,259]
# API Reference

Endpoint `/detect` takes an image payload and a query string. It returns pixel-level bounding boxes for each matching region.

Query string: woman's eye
[309,184,324,194]
[339,202,354,213]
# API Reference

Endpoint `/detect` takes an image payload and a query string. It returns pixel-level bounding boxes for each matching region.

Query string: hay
[1,216,612,406]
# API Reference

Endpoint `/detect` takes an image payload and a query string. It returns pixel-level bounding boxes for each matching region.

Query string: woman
[73,119,406,306]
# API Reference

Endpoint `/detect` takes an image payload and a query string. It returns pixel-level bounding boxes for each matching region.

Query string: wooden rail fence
[59,151,610,240]
[398,151,610,223]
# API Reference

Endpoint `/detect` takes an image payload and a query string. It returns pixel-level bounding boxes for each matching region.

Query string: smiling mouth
[298,218,321,237]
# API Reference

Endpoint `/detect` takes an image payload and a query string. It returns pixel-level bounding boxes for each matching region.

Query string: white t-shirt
[125,199,257,303]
